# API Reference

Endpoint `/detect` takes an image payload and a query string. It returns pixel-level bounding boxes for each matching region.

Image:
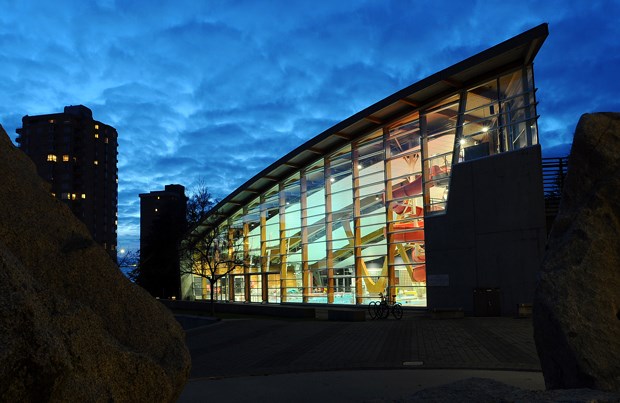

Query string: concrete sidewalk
[178,312,543,401]
[180,369,544,402]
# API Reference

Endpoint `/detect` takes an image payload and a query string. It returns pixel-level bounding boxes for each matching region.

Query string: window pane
[388,117,420,159]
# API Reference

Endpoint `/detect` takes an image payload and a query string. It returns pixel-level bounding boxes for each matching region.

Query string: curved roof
[191,23,548,237]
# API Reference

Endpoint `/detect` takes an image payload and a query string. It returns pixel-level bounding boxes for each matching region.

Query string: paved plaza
[178,312,544,402]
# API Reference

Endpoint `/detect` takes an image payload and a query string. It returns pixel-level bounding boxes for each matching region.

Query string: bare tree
[186,177,218,226]
[118,249,140,281]
[180,225,245,317]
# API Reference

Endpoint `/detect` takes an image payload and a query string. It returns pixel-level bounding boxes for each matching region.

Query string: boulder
[534,113,620,391]
[0,125,190,402]
[403,378,620,402]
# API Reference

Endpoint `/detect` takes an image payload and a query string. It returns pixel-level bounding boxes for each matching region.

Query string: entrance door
[249,274,262,302]
[233,275,245,302]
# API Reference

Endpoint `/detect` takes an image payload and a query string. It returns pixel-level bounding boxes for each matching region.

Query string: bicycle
[368,300,379,319]
[368,293,403,320]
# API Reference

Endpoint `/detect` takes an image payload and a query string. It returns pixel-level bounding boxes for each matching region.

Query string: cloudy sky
[1,0,618,252]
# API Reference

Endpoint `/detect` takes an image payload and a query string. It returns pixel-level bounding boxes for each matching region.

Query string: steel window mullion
[521,65,534,146]
[452,90,468,165]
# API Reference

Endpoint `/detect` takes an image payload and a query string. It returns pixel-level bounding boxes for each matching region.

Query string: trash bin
[473,287,501,316]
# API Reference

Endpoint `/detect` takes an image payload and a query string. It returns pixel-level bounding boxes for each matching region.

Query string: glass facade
[186,65,539,307]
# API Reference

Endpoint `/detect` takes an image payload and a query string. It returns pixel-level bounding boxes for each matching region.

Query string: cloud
[541,142,572,158]
[0,0,617,251]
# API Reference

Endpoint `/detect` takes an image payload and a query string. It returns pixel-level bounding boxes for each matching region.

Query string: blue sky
[1,0,618,252]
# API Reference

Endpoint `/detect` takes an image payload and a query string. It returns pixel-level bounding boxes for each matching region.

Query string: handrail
[542,156,569,216]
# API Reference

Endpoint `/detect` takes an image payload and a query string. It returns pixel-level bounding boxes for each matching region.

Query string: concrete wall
[161,299,317,318]
[425,145,546,316]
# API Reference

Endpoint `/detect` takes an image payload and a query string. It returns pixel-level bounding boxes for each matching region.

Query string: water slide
[390,164,447,214]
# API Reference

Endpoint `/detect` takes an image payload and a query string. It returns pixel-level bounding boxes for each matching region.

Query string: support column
[352,144,363,305]
[452,90,468,165]
[279,182,287,302]
[300,172,310,303]
[324,158,334,304]
[243,216,250,302]
[260,195,268,303]
[384,127,395,299]
[228,225,235,302]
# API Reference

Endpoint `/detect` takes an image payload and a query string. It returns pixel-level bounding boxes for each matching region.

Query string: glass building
[181,24,549,313]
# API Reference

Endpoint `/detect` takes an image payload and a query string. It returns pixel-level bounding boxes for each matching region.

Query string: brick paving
[184,312,541,379]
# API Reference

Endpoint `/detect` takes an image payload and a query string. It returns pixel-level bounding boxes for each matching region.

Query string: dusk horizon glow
[1,1,618,252]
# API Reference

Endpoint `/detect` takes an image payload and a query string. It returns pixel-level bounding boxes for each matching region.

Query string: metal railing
[542,156,569,216]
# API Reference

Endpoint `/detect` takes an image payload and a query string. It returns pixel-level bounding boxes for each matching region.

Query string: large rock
[0,125,190,402]
[534,113,620,391]
[403,378,620,402]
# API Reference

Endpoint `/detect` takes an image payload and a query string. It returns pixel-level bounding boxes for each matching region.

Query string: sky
[1,0,619,252]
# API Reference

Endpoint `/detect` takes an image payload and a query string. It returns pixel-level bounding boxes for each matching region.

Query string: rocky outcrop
[404,378,620,402]
[534,113,620,391]
[0,125,190,402]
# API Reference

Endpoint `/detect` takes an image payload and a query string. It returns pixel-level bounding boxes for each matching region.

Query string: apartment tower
[139,184,188,298]
[16,105,118,260]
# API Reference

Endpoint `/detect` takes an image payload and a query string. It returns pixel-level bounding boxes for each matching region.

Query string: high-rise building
[16,105,118,260]
[139,184,188,298]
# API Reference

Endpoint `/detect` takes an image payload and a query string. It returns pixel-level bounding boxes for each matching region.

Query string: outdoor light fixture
[459,138,466,145]
[330,177,335,183]
[482,126,489,133]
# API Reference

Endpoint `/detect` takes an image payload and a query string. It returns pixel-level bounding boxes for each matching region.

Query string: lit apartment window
[62,155,69,162]
[81,194,86,199]
[94,133,99,139]
[51,192,56,197]
[115,220,118,226]
[71,193,77,200]
[94,124,99,130]
[49,119,55,124]
[61,193,70,199]
[104,137,109,144]
[47,154,57,162]
[94,160,99,165]
[154,208,158,212]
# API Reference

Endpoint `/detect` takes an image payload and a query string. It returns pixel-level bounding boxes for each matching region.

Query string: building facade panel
[425,146,546,315]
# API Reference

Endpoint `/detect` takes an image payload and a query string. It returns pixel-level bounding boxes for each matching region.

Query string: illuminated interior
[182,51,541,308]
